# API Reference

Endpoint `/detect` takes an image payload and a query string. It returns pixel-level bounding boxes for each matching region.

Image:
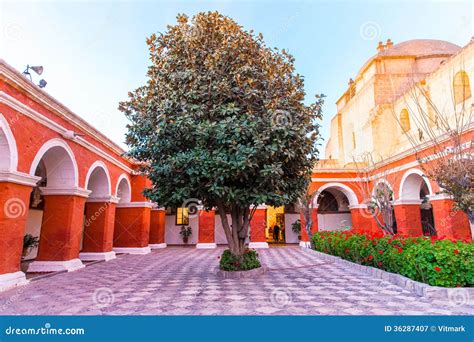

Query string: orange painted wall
[0,183,32,274]
[82,202,116,253]
[149,210,166,244]
[113,207,151,248]
[36,195,87,261]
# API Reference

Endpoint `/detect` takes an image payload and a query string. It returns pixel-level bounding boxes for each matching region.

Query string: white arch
[314,182,359,207]
[0,113,18,171]
[398,168,433,200]
[29,138,79,188]
[115,173,132,203]
[85,161,112,198]
[372,178,394,199]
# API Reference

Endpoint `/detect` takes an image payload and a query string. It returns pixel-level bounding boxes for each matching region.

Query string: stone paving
[0,246,472,315]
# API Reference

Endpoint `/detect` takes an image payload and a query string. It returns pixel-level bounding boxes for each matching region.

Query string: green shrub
[312,231,474,288]
[219,249,261,271]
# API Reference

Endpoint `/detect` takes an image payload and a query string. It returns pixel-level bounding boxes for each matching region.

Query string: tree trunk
[216,201,254,256]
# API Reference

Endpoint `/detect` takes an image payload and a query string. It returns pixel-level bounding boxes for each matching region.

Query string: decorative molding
[0,171,41,187]
[149,243,167,249]
[348,204,368,209]
[87,196,120,204]
[0,90,133,174]
[248,242,269,249]
[113,247,151,255]
[39,187,91,198]
[427,193,453,201]
[393,199,422,205]
[27,258,85,273]
[196,243,217,249]
[79,251,116,261]
[0,271,29,292]
[0,60,128,158]
[151,206,166,211]
[116,201,154,209]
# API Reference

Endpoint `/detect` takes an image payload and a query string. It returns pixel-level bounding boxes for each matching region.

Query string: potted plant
[180,226,192,244]
[22,234,39,259]
[292,219,301,240]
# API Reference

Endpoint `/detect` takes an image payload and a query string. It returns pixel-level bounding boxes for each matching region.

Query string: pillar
[196,208,216,249]
[349,204,379,234]
[113,202,152,254]
[79,196,119,261]
[249,206,269,248]
[393,200,423,237]
[28,187,91,273]
[149,207,167,249]
[0,172,39,290]
[430,194,472,241]
[300,206,318,247]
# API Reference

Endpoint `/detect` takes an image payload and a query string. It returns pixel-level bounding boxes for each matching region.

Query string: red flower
[345,249,350,254]
[378,250,384,255]
[453,249,459,255]
[434,266,441,272]
[368,255,374,261]
[378,262,383,267]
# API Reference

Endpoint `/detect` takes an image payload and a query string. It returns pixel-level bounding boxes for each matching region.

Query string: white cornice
[39,187,91,198]
[0,171,41,187]
[393,199,422,205]
[87,195,120,204]
[348,204,368,209]
[0,60,129,158]
[427,193,453,201]
[116,201,154,208]
[0,91,133,173]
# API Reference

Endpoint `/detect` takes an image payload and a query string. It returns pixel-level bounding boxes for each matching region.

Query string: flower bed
[312,231,474,288]
[219,249,261,271]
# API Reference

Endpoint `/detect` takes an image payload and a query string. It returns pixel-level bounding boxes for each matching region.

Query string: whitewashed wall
[318,213,352,232]
[165,214,199,245]
[24,209,43,260]
[284,213,300,243]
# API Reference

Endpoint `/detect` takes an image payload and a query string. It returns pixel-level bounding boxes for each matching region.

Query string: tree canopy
[119,11,323,255]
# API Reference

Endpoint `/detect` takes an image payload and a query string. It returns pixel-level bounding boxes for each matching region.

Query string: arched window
[399,109,411,133]
[453,71,471,104]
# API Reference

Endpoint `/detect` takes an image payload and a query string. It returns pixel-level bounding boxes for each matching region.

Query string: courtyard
[0,246,472,316]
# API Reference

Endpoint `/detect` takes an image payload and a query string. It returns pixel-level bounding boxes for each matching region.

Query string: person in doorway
[273,225,280,242]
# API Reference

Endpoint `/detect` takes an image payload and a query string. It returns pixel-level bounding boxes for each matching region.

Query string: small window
[453,71,471,104]
[400,109,411,133]
[176,207,189,225]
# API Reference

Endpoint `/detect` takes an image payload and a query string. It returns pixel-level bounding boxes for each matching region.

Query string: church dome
[377,39,461,58]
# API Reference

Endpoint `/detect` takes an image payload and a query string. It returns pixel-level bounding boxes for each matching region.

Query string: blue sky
[1,0,473,156]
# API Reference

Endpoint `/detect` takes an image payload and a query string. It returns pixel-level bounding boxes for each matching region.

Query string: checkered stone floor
[0,246,472,315]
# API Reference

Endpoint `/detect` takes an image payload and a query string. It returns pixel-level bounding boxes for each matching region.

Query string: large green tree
[119,12,323,256]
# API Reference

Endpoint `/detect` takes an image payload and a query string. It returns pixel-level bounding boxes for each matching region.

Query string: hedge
[312,231,474,287]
